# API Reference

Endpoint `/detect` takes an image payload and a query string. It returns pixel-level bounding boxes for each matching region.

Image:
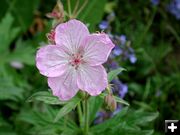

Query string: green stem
[67,0,72,18]
[166,24,180,44]
[84,93,89,135]
[74,0,88,18]
[77,102,83,128]
[136,7,157,47]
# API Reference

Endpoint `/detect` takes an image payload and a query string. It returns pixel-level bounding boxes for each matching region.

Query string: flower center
[69,53,83,69]
[74,59,81,64]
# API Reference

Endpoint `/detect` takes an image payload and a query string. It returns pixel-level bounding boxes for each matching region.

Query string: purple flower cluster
[94,13,133,124]
[98,12,115,31]
[94,111,108,124]
[111,79,128,99]
[168,0,180,20]
[99,13,137,65]
[111,35,137,64]
[99,13,131,101]
[94,104,123,124]
[99,21,109,30]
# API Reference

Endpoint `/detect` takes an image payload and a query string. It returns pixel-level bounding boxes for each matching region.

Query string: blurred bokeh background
[0,0,180,135]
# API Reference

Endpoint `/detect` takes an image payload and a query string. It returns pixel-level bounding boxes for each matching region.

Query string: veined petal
[82,33,115,66]
[48,66,79,101]
[36,45,69,77]
[77,64,108,96]
[55,19,89,54]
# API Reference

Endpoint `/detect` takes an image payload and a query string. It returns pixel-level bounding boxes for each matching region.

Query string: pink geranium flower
[36,19,115,101]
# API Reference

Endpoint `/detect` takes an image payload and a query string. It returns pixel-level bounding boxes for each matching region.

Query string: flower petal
[55,19,89,54]
[77,64,108,96]
[36,45,69,77]
[48,66,79,101]
[82,33,115,66]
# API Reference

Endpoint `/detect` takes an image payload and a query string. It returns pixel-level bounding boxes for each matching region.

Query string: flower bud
[46,29,55,44]
[46,0,64,27]
[104,93,117,111]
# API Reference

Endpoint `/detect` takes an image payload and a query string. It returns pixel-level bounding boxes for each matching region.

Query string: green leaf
[63,0,107,32]
[54,95,82,122]
[90,107,129,132]
[91,108,158,135]
[88,96,103,124]
[28,91,66,105]
[7,39,36,65]
[7,0,40,32]
[126,111,159,126]
[0,1,8,21]
[0,110,17,135]
[78,0,107,31]
[100,93,129,106]
[0,13,20,53]
[108,67,126,82]
[0,75,23,101]
[18,105,79,133]
[109,128,154,135]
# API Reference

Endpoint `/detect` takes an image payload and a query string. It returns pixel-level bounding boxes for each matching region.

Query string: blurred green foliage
[0,0,179,135]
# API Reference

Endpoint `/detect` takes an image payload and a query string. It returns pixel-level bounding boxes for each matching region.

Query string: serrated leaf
[109,128,154,135]
[127,111,159,126]
[7,39,36,65]
[54,95,82,122]
[18,106,79,132]
[28,91,66,105]
[90,107,129,132]
[100,93,129,106]
[0,75,23,101]
[91,108,158,135]
[108,67,126,82]
[0,13,20,53]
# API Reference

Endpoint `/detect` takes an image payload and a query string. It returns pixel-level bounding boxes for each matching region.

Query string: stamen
[69,53,84,69]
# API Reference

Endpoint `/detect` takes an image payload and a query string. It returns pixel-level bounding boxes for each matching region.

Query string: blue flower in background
[112,46,122,56]
[99,21,109,30]
[94,112,106,124]
[110,33,137,64]
[111,79,128,99]
[98,13,137,65]
[119,35,127,45]
[168,0,180,20]
[151,0,160,6]
[109,61,119,69]
[129,54,137,64]
[155,89,162,97]
[118,83,128,99]
[107,12,115,22]
[94,78,128,123]
[111,105,123,116]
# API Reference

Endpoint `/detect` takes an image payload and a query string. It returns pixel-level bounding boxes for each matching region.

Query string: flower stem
[135,7,157,47]
[74,0,88,18]
[72,0,80,17]
[67,0,72,18]
[84,93,89,135]
[77,102,83,128]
